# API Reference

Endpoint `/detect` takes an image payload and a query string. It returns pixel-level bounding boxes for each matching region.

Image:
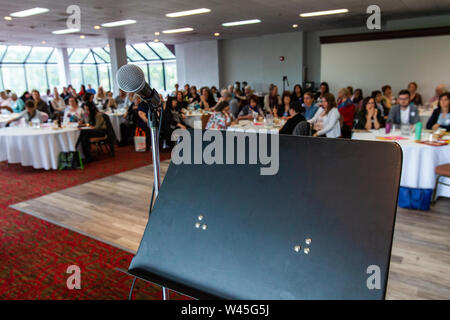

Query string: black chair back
[102,113,116,156]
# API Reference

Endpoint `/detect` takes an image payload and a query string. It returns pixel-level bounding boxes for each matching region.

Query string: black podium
[129,131,402,299]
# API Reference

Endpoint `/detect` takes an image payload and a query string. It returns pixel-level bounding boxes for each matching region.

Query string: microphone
[116,64,161,107]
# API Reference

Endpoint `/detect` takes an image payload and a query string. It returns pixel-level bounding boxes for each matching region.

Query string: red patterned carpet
[0,146,187,300]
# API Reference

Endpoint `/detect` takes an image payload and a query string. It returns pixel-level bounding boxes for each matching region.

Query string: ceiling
[0,0,449,48]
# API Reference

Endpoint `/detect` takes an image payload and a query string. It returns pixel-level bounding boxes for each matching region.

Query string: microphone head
[116,64,146,93]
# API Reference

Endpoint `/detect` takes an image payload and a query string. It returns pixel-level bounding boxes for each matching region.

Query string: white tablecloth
[353,130,450,199]
[0,113,20,128]
[0,126,80,170]
[183,111,208,129]
[227,120,284,135]
[106,113,123,142]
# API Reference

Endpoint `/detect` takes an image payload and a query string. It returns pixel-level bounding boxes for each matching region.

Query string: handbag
[134,128,147,152]
[398,187,433,211]
[58,151,84,170]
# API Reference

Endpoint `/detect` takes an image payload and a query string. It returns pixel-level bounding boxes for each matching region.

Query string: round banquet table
[227,119,285,134]
[0,126,81,170]
[352,130,450,200]
[105,112,123,142]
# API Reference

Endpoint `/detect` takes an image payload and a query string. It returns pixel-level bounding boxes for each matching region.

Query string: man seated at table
[387,90,419,125]
[6,100,47,126]
[279,102,306,135]
[236,95,264,121]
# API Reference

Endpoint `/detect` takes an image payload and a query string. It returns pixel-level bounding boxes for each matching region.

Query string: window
[0,43,175,93]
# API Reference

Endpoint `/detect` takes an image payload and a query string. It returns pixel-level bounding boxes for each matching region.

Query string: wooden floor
[10,162,450,300]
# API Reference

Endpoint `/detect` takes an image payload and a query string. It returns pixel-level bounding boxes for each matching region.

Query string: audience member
[302,92,319,120]
[199,87,216,110]
[51,88,66,114]
[206,99,233,130]
[387,90,420,125]
[354,97,384,130]
[291,84,303,104]
[408,82,423,106]
[382,85,395,109]
[264,84,281,114]
[372,90,388,118]
[77,101,107,162]
[63,96,84,123]
[103,91,118,112]
[337,88,356,137]
[274,91,295,118]
[426,92,450,131]
[315,82,330,100]
[307,93,341,138]
[430,84,447,107]
[32,89,51,116]
[10,93,25,113]
[7,100,47,125]
[86,84,96,94]
[188,86,201,103]
[95,86,106,104]
[279,102,306,135]
[237,95,264,121]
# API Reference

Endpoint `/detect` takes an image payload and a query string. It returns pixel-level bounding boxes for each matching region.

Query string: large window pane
[92,48,110,63]
[70,66,83,90]
[98,65,111,91]
[126,45,145,62]
[27,47,53,63]
[149,62,164,91]
[148,43,175,59]
[46,65,61,89]
[69,48,90,63]
[3,46,32,63]
[1,65,27,94]
[25,65,48,93]
[82,65,98,88]
[0,45,7,61]
[164,61,177,90]
[132,43,159,60]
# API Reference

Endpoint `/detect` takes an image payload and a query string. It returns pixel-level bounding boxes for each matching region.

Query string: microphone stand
[144,98,169,301]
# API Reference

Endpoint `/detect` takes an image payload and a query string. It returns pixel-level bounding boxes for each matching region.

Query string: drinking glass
[266,114,274,126]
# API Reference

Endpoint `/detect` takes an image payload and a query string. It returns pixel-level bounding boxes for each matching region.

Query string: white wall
[305,14,450,85]
[219,32,304,92]
[175,40,220,88]
[320,35,450,102]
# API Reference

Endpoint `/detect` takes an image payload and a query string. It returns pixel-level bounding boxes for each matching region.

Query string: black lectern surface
[129,132,402,299]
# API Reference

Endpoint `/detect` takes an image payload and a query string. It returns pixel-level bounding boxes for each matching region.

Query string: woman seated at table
[354,97,384,130]
[188,86,201,104]
[103,91,118,112]
[426,92,450,131]
[160,97,187,148]
[77,101,107,162]
[95,86,106,104]
[274,91,303,118]
[263,84,281,114]
[63,96,84,124]
[199,87,216,110]
[6,100,47,126]
[51,88,66,115]
[175,91,188,112]
[291,84,304,105]
[303,93,341,138]
[206,101,233,130]
[352,89,364,111]
[119,95,141,146]
[10,93,25,113]
[408,81,423,106]
[236,95,264,121]
[279,103,306,135]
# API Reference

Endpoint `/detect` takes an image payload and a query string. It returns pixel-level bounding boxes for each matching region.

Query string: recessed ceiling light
[300,9,349,17]
[52,28,80,34]
[155,31,160,36]
[10,7,49,18]
[17,44,22,46]
[94,25,101,30]
[4,16,12,21]
[162,27,194,34]
[293,24,298,28]
[154,39,160,42]
[222,19,261,27]
[101,20,136,27]
[166,8,211,18]
[214,32,220,37]
[80,35,85,39]
[41,40,46,44]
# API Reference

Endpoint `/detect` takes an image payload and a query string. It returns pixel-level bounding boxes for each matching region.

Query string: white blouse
[308,107,341,138]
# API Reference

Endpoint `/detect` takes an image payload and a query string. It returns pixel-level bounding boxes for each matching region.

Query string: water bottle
[415,122,422,141]
[385,121,391,134]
